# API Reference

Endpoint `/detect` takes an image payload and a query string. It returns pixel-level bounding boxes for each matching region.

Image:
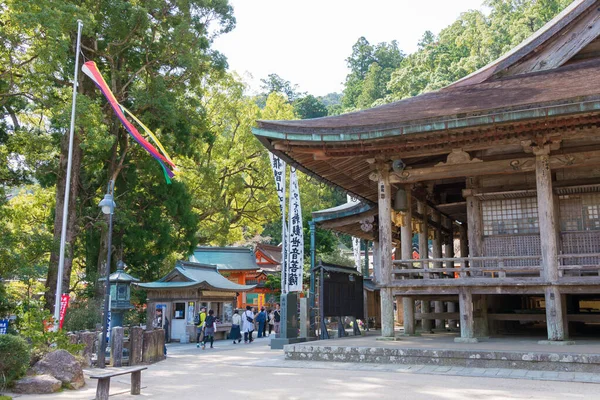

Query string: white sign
[353,237,361,272]
[269,152,288,292]
[287,168,304,292]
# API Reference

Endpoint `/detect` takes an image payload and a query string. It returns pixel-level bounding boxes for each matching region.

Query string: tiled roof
[190,246,259,270]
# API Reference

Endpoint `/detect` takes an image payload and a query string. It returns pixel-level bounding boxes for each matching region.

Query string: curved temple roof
[136,261,256,291]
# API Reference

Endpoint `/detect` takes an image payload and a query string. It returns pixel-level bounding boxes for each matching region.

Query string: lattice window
[482,197,539,236]
[559,193,600,231]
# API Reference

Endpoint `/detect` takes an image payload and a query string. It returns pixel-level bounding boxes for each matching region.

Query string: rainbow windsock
[82,61,176,183]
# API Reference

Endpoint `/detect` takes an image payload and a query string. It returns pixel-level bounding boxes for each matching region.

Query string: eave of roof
[312,201,372,222]
[254,59,600,142]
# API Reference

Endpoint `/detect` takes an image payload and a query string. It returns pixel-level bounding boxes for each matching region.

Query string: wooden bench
[90,366,147,400]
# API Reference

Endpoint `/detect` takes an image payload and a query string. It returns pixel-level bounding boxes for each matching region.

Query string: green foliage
[15,301,83,360]
[62,298,102,332]
[293,95,328,119]
[0,334,30,389]
[342,37,404,109]
[0,186,54,281]
[260,73,303,102]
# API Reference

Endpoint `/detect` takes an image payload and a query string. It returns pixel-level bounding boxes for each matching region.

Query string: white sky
[213,0,485,97]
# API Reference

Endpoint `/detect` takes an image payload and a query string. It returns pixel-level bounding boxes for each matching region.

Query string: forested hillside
[0,0,574,322]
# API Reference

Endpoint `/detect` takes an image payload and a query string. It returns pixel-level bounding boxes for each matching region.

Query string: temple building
[253,0,600,343]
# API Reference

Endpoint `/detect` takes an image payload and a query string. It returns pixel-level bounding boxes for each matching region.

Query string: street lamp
[98,180,115,368]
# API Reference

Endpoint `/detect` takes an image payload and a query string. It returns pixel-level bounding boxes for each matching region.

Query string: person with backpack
[201,309,217,350]
[273,303,281,335]
[242,305,255,343]
[195,307,206,348]
[256,307,267,338]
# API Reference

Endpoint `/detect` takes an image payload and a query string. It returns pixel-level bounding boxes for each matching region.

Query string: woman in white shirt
[242,305,255,344]
[230,309,242,344]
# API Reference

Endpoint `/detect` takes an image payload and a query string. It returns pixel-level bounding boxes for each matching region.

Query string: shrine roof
[136,261,255,291]
[190,246,259,271]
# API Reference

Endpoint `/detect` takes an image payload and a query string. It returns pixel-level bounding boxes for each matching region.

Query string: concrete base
[285,342,600,372]
[537,340,576,346]
[454,337,489,344]
[271,337,307,350]
[376,336,403,341]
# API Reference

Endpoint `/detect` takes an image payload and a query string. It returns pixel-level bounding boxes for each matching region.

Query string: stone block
[12,375,61,394]
[33,349,85,389]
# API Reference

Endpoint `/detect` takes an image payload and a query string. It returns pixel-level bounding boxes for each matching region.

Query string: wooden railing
[390,253,600,285]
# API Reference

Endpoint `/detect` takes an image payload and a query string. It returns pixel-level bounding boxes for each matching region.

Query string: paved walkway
[6,333,600,400]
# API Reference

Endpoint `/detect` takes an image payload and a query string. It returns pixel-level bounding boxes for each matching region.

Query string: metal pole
[53,20,83,327]
[98,181,115,368]
[309,220,316,337]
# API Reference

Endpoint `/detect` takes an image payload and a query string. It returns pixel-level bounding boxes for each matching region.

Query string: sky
[213,0,485,97]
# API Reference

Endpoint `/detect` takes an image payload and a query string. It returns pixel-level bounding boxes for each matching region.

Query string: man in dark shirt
[256,307,267,338]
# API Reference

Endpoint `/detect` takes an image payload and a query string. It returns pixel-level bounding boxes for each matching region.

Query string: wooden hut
[253,0,600,343]
[137,261,254,342]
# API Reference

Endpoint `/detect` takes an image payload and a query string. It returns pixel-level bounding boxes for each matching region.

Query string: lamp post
[98,180,116,368]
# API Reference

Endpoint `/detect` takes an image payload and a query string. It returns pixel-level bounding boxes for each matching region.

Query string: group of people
[196,304,281,348]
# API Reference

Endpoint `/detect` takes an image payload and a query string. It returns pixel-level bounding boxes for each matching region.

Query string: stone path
[6,334,600,399]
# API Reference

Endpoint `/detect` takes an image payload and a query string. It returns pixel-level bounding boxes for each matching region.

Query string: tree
[260,73,303,103]
[293,95,328,119]
[1,0,236,310]
[342,37,404,109]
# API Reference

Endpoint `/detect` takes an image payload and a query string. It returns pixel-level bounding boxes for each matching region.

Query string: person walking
[195,307,207,348]
[256,307,267,338]
[242,305,255,343]
[268,308,274,336]
[273,303,281,335]
[201,310,217,350]
[230,309,242,344]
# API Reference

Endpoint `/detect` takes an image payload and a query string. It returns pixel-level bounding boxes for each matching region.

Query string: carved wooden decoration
[436,149,482,167]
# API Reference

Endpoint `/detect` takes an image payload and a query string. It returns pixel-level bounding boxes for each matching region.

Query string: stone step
[284,344,600,372]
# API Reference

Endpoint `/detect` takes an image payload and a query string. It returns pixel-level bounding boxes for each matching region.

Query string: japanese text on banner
[269,152,288,292]
[287,168,304,292]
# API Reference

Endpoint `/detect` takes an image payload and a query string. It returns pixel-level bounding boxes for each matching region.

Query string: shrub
[62,298,102,332]
[0,334,30,388]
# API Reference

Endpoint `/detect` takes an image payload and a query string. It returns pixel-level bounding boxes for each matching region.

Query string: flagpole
[53,20,83,329]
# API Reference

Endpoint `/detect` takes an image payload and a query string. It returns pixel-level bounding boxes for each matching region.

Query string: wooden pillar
[130,326,143,366]
[535,149,566,341]
[431,211,444,329]
[372,240,381,284]
[146,301,155,331]
[403,297,415,335]
[400,186,414,333]
[444,218,458,329]
[464,177,483,271]
[458,288,475,341]
[110,326,123,367]
[459,224,468,258]
[376,166,395,337]
[417,200,432,332]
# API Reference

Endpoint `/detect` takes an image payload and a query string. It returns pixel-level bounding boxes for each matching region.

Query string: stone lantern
[107,260,139,329]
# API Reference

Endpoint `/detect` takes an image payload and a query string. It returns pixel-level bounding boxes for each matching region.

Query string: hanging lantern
[393,188,407,211]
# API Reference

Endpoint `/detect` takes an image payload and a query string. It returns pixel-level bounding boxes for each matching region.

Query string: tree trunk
[44,129,82,312]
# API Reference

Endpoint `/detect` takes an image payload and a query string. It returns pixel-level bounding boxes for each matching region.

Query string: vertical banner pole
[54,20,83,328]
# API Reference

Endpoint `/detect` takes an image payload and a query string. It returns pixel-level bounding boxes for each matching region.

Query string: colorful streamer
[81,61,176,183]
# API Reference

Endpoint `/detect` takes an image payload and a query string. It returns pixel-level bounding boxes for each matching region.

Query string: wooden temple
[253,0,600,343]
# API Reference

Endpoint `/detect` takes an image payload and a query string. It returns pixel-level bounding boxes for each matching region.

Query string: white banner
[287,168,304,292]
[269,152,288,292]
[353,237,361,272]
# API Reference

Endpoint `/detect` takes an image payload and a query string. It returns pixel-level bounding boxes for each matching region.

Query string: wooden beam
[389,150,600,184]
